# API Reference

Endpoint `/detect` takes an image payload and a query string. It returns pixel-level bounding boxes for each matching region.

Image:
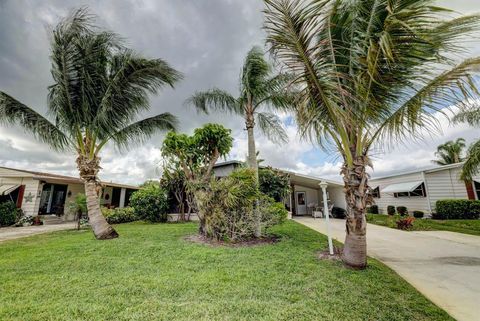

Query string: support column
[119,188,126,208]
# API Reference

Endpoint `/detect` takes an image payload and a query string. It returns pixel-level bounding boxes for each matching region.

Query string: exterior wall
[0,175,40,216]
[328,186,347,209]
[425,167,468,212]
[293,185,320,209]
[213,164,238,177]
[370,172,430,214]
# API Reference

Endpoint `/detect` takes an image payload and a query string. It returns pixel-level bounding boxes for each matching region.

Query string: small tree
[161,123,233,234]
[67,193,87,230]
[160,165,188,221]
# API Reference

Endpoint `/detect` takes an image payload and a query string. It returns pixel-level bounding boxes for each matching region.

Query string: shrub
[387,205,395,215]
[101,207,138,224]
[396,206,408,216]
[0,201,18,227]
[367,205,379,214]
[129,185,169,222]
[434,199,480,219]
[413,210,424,218]
[396,216,415,230]
[197,168,285,241]
[258,167,290,202]
[16,215,34,227]
[332,207,346,218]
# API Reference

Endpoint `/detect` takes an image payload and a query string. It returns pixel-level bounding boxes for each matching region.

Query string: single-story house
[0,166,139,220]
[369,162,479,215]
[213,161,346,216]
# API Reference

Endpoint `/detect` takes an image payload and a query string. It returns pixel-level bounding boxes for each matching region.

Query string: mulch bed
[185,234,281,247]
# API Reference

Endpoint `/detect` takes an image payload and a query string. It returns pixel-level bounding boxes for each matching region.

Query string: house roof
[213,160,343,187]
[370,162,464,181]
[0,166,139,190]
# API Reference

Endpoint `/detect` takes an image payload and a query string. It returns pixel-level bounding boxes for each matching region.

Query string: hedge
[434,199,480,220]
[367,205,379,214]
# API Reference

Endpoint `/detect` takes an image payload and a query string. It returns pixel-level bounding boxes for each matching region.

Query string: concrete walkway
[294,217,480,321]
[0,223,76,243]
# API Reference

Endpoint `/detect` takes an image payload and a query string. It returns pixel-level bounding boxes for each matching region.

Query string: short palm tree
[454,109,480,179]
[0,9,182,239]
[186,46,293,177]
[432,138,466,165]
[264,0,480,268]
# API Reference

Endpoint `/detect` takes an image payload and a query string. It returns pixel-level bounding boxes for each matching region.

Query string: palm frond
[0,92,69,150]
[462,139,480,180]
[454,106,480,126]
[107,113,178,151]
[186,89,241,115]
[241,46,271,99]
[256,112,288,144]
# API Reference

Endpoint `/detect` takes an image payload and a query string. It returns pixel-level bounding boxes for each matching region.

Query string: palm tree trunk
[341,156,370,269]
[77,153,118,240]
[246,114,261,238]
[85,181,118,239]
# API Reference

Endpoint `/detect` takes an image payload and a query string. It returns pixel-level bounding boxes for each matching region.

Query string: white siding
[425,167,468,212]
[328,186,347,209]
[370,172,430,214]
[64,183,85,220]
[213,164,237,177]
[0,176,41,216]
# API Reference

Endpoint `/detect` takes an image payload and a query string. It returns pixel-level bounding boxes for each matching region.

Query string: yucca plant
[0,8,182,239]
[264,0,480,268]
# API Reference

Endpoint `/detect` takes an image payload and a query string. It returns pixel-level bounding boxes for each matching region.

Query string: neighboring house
[370,162,477,215]
[0,166,139,220]
[213,161,346,216]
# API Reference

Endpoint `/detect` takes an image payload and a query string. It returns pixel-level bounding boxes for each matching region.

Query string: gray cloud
[1,0,480,185]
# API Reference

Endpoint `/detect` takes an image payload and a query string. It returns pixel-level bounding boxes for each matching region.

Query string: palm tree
[264,0,480,268]
[0,9,182,239]
[432,138,466,165]
[454,109,480,179]
[186,46,293,178]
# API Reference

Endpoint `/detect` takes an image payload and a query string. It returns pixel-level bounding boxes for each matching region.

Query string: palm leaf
[462,140,480,180]
[0,92,69,150]
[256,112,288,144]
[186,89,241,115]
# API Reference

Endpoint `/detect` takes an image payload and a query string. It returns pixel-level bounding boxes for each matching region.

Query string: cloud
[1,0,480,186]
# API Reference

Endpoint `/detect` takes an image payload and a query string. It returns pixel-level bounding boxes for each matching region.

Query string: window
[394,183,426,198]
[473,181,480,200]
[371,187,380,198]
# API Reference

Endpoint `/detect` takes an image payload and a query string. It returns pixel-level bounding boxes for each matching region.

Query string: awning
[381,181,423,193]
[0,184,20,195]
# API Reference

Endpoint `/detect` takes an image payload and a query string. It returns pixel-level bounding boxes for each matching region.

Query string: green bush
[130,185,169,222]
[396,206,408,216]
[332,207,346,218]
[196,168,286,241]
[434,199,480,219]
[413,210,424,218]
[367,205,379,214]
[387,205,395,215]
[0,201,18,227]
[259,167,290,202]
[101,207,138,224]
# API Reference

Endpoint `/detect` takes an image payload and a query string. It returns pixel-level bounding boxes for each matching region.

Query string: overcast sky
[1,0,480,185]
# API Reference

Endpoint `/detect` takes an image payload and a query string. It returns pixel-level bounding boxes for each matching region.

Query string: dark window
[394,183,426,198]
[111,188,121,207]
[371,187,380,198]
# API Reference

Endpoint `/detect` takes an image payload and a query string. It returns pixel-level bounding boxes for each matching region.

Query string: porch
[284,172,345,216]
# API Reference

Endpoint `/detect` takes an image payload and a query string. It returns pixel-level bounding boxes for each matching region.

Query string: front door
[39,184,68,215]
[295,191,307,215]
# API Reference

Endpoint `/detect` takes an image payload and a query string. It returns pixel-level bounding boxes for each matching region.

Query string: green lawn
[367,214,480,236]
[0,221,451,321]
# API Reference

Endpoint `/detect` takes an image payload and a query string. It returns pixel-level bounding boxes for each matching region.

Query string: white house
[369,162,478,214]
[213,161,346,216]
[0,166,139,220]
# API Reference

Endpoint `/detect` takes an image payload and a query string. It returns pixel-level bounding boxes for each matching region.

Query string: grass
[0,221,452,321]
[367,214,480,236]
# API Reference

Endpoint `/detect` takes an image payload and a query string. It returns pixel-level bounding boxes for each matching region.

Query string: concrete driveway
[294,216,480,321]
[0,223,76,243]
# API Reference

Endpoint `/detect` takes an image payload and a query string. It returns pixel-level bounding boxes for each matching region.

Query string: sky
[0,0,480,185]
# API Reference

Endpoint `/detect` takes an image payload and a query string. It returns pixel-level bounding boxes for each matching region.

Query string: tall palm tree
[454,109,480,179]
[186,46,293,178]
[432,138,466,165]
[0,9,182,239]
[264,0,480,268]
